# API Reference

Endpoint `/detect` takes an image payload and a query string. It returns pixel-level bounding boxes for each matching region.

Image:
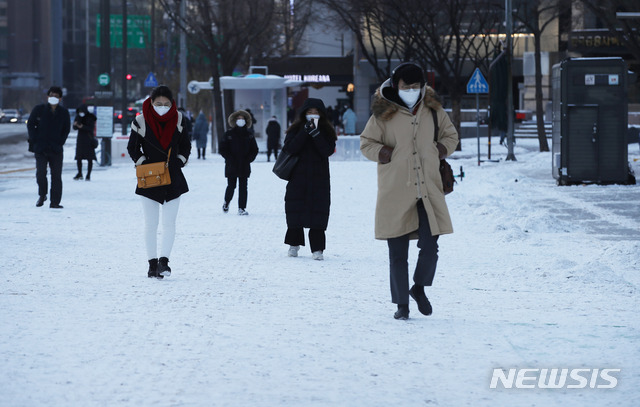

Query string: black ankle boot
[148,258,162,279]
[394,304,409,320]
[409,285,432,316]
[73,173,83,180]
[157,257,171,277]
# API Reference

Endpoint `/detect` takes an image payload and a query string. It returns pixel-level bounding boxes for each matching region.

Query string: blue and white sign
[144,72,158,88]
[467,68,489,94]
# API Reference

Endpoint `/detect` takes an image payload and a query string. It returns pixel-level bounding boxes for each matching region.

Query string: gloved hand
[304,120,320,137]
[379,145,393,164]
[436,142,447,160]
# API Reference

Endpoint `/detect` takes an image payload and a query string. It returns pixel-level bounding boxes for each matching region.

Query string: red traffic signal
[126,74,133,80]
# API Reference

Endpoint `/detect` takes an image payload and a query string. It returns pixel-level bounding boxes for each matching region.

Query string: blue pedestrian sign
[467,68,489,94]
[144,72,158,88]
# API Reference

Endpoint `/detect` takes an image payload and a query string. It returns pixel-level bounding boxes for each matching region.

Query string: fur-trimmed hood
[227,110,253,129]
[371,78,442,121]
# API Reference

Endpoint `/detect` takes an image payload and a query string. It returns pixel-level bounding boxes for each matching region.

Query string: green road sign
[96,14,151,49]
[98,73,110,86]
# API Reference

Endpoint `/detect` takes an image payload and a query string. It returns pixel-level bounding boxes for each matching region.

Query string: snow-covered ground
[1,134,639,406]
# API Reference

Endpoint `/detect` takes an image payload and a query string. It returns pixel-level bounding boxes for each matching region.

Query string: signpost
[467,68,489,166]
[144,72,158,88]
[98,73,110,86]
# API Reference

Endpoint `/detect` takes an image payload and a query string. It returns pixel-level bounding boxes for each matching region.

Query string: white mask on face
[236,119,246,127]
[79,112,86,117]
[306,114,320,122]
[398,88,421,107]
[153,105,170,116]
[48,96,60,105]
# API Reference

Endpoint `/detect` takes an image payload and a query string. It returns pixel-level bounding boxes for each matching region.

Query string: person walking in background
[178,107,193,141]
[265,115,281,162]
[282,98,336,261]
[192,111,209,159]
[219,110,259,215]
[127,85,191,279]
[72,105,97,181]
[342,104,357,135]
[27,86,71,209]
[360,62,458,320]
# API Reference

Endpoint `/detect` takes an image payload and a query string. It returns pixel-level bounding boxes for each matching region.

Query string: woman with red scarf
[127,85,191,279]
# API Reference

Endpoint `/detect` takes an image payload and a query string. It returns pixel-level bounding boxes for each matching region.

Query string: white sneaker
[312,251,324,261]
[238,208,248,216]
[288,245,300,257]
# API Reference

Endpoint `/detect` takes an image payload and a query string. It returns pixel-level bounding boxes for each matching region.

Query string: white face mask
[398,88,421,107]
[236,119,246,127]
[79,112,86,117]
[153,105,170,116]
[306,114,320,122]
[48,96,60,105]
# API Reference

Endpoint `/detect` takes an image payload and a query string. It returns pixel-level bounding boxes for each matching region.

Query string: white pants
[141,196,181,260]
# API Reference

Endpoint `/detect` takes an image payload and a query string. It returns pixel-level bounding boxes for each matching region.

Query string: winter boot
[288,245,300,257]
[409,284,433,316]
[36,195,46,207]
[73,173,83,180]
[312,251,324,260]
[157,257,171,277]
[394,304,409,320]
[148,258,162,279]
[222,202,229,213]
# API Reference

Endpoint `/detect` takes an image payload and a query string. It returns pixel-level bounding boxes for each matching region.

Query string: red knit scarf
[142,98,178,149]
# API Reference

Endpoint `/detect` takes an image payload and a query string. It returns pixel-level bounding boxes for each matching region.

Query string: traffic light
[126,74,133,80]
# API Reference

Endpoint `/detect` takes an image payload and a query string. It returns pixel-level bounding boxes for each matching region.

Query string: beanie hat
[391,62,425,88]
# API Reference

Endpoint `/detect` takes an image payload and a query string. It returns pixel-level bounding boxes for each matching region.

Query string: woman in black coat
[219,110,259,215]
[283,98,336,260]
[72,105,97,181]
[127,85,191,279]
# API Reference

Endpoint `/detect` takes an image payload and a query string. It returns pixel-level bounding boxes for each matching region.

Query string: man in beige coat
[360,62,458,320]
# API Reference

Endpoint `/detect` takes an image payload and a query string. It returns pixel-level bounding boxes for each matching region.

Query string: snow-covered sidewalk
[1,137,639,406]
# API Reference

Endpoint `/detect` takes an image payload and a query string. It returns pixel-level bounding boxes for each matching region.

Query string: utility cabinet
[552,57,634,185]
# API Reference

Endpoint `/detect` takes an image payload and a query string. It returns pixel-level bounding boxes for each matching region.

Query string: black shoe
[222,202,229,213]
[73,173,83,180]
[409,285,433,316]
[394,304,409,320]
[85,175,91,181]
[50,204,64,209]
[36,196,46,207]
[147,258,162,279]
[157,257,171,277]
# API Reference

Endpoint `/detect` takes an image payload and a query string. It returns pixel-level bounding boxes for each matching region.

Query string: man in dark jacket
[27,86,71,208]
[265,116,281,162]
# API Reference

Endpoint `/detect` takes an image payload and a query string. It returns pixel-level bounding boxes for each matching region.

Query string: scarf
[142,98,179,150]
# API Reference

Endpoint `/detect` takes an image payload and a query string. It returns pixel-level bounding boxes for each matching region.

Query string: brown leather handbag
[136,148,172,189]
[431,109,455,195]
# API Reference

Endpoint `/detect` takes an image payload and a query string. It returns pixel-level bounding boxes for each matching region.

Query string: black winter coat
[73,113,97,161]
[219,126,259,178]
[26,103,71,154]
[283,123,336,230]
[127,114,192,204]
[266,120,281,150]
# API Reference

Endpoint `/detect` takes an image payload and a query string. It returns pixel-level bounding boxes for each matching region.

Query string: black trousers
[35,151,64,205]
[76,159,93,177]
[267,148,279,162]
[285,228,326,252]
[224,176,248,209]
[387,200,439,305]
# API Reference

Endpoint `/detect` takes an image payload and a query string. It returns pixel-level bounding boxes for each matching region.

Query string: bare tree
[158,0,276,145]
[508,0,572,152]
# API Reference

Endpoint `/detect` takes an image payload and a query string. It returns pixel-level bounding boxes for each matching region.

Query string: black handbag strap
[431,108,438,144]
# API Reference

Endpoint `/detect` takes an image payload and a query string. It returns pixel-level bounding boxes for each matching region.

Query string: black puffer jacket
[219,110,259,178]
[127,114,191,204]
[26,103,71,154]
[73,106,97,161]
[283,98,336,230]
